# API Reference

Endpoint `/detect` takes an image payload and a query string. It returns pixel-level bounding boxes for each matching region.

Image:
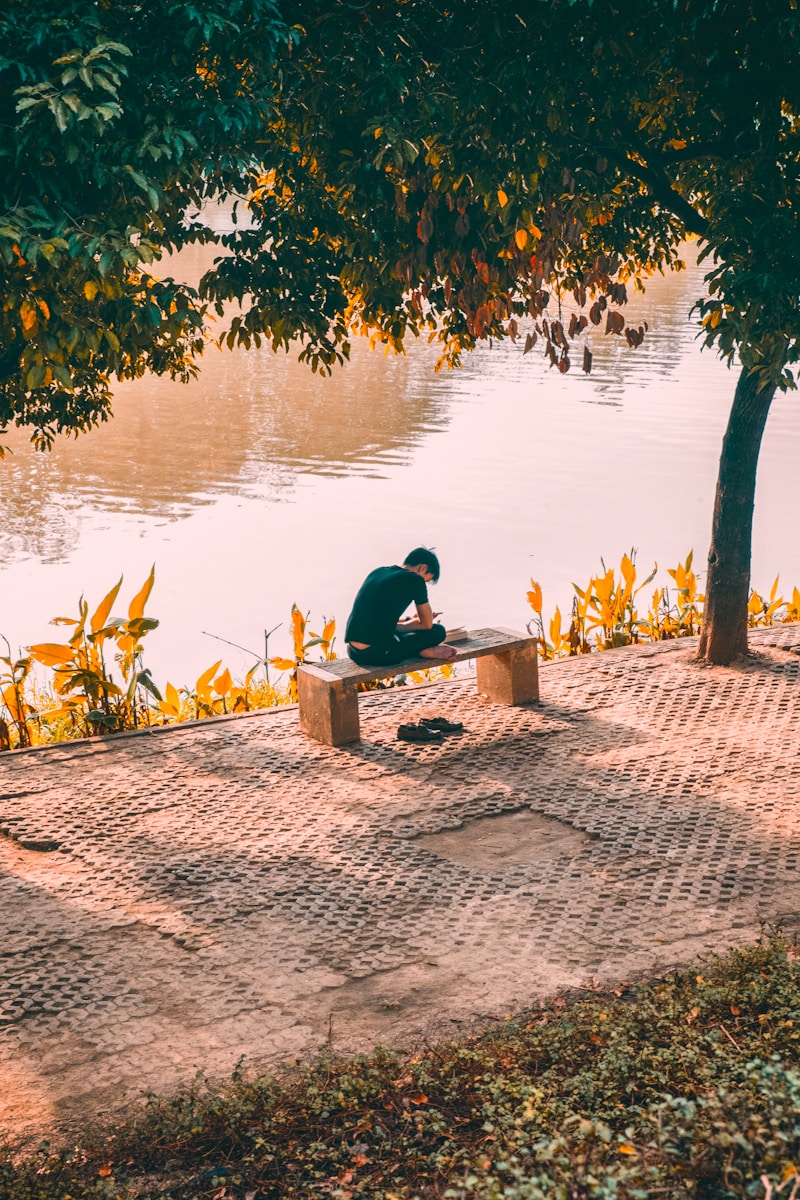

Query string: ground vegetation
[1,937,800,1197]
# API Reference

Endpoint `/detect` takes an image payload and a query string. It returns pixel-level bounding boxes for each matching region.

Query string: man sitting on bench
[345,547,458,667]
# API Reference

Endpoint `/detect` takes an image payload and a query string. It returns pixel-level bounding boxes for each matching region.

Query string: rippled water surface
[1,238,798,683]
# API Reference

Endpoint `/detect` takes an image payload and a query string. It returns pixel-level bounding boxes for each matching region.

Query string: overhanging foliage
[2,1,798,446]
[0,0,286,445]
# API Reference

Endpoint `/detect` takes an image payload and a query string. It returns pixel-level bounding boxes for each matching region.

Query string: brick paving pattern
[1,627,800,1138]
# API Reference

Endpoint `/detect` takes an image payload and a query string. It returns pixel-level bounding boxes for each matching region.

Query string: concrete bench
[297,626,539,746]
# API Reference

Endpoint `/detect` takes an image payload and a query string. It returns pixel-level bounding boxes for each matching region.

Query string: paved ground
[2,626,800,1143]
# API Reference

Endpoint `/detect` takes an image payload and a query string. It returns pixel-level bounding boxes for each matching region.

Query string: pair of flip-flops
[397,716,464,743]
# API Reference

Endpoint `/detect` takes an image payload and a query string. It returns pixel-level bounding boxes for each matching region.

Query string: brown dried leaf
[474,304,490,337]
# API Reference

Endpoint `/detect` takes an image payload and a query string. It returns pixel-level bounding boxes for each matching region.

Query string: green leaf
[26,361,47,390]
[51,363,73,389]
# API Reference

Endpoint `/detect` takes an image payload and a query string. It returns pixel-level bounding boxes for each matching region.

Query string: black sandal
[397,723,443,743]
[419,716,464,733]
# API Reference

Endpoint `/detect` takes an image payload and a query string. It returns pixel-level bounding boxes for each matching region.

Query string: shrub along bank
[2,937,800,1198]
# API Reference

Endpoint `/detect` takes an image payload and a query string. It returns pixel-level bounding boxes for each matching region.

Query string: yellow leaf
[515,228,528,250]
[128,565,155,620]
[269,657,297,672]
[529,222,542,239]
[28,642,75,666]
[497,188,509,207]
[40,702,78,722]
[214,667,232,696]
[2,684,24,723]
[20,300,37,334]
[36,297,50,320]
[291,604,305,657]
[527,580,543,614]
[620,554,636,592]
[594,569,615,604]
[618,1144,636,1155]
[165,682,181,712]
[196,660,222,691]
[83,280,99,301]
[90,577,123,634]
[322,618,336,644]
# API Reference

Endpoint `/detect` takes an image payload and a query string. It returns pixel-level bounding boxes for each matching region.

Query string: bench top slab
[298,627,535,688]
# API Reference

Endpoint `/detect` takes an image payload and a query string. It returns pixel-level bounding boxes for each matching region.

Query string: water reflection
[0,336,453,556]
[0,241,704,533]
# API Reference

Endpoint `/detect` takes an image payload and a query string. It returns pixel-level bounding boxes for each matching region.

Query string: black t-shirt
[345,565,428,645]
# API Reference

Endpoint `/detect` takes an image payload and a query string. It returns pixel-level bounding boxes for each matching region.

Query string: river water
[1,233,798,686]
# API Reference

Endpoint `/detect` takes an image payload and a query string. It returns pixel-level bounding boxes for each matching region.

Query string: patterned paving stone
[2,628,800,1139]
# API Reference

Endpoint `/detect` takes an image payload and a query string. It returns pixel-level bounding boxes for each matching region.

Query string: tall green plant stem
[698,366,776,664]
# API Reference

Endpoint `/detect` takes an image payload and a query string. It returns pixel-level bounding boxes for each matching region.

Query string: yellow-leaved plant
[528,551,797,661]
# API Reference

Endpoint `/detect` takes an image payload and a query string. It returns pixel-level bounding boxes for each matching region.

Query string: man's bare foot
[419,644,457,660]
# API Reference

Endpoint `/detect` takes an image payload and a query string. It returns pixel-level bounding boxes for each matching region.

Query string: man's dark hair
[403,547,440,582]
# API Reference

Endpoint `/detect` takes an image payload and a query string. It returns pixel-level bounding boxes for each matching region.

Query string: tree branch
[600,146,709,238]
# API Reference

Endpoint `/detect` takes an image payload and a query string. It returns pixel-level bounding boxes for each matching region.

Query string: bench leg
[476,644,539,706]
[298,671,360,746]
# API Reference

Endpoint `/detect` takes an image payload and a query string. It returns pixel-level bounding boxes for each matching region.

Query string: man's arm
[398,601,435,631]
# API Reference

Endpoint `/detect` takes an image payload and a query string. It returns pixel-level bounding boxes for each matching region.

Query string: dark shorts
[347,624,446,667]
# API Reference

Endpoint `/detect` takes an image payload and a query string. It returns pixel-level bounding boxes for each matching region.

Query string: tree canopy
[220,0,798,384]
[0,0,285,445]
[4,0,798,442]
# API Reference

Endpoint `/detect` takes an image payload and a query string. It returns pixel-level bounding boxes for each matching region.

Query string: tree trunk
[697,365,776,664]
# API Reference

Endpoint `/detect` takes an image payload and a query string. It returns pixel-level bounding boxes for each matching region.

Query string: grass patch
[3,937,800,1198]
